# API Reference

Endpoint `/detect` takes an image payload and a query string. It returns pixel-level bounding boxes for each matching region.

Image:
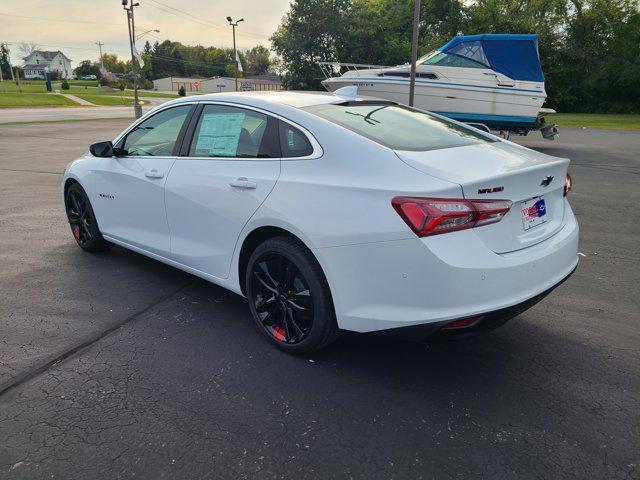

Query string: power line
[4,40,130,56]
[143,0,271,42]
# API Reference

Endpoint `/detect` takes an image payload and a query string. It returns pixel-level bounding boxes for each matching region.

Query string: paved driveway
[0,122,638,479]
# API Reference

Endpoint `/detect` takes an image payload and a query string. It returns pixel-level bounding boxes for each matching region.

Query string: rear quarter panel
[258,117,463,248]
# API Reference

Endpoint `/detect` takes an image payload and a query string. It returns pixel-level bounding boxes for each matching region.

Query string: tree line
[73,40,275,84]
[270,0,640,113]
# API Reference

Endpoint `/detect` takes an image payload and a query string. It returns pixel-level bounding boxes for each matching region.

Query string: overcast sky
[2,0,291,64]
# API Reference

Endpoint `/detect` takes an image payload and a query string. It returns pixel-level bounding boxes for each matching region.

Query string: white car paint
[62,91,578,333]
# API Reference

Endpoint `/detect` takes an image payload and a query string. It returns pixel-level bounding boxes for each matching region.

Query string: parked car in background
[61,90,578,353]
[80,74,98,80]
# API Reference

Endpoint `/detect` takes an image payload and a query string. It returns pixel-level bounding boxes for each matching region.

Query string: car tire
[246,236,339,354]
[65,183,112,253]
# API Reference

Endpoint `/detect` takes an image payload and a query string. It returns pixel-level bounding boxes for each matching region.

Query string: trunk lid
[395,142,569,253]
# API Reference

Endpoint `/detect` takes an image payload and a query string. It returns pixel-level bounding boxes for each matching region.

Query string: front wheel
[65,183,112,253]
[246,237,339,354]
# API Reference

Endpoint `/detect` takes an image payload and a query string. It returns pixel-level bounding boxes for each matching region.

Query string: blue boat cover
[439,34,544,82]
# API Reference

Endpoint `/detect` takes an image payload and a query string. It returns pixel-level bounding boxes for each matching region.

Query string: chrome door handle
[145,169,164,179]
[229,177,257,189]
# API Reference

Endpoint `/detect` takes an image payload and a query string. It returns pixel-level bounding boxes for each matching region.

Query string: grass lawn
[127,89,179,98]
[68,80,100,87]
[546,113,640,131]
[0,82,177,99]
[0,92,80,108]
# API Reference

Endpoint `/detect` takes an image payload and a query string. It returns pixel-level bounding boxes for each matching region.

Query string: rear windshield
[303,103,493,151]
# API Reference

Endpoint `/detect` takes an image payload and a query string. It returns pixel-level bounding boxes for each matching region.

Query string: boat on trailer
[319,34,558,140]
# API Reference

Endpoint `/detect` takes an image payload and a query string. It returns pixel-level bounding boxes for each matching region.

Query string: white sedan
[62,90,578,353]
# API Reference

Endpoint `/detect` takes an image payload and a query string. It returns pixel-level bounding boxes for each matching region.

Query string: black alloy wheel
[67,188,93,246]
[246,237,338,353]
[65,183,112,252]
[251,253,314,344]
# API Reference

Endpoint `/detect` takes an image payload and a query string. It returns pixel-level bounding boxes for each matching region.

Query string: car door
[92,104,194,256]
[164,103,281,279]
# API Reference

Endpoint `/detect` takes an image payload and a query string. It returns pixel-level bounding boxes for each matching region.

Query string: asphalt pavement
[0,120,638,479]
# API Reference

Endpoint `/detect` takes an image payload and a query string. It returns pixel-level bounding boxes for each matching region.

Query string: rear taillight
[440,316,481,330]
[392,197,512,237]
[564,173,572,197]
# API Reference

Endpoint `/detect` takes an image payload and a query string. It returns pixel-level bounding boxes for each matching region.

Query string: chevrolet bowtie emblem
[540,175,554,187]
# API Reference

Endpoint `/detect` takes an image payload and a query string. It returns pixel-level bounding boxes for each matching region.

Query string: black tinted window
[122,105,191,156]
[189,105,278,158]
[279,121,313,157]
[304,103,492,151]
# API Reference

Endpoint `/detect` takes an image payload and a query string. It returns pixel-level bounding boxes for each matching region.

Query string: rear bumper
[374,265,576,339]
[316,204,579,332]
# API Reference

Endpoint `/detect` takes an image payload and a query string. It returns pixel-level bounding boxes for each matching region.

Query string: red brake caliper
[273,326,286,342]
[73,225,80,239]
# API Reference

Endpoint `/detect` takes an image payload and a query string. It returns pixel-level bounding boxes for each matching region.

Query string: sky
[1,0,291,65]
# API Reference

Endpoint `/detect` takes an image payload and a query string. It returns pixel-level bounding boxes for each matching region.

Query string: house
[153,75,282,94]
[23,51,72,79]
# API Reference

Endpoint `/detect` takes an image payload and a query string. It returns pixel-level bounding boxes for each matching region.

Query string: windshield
[303,103,493,151]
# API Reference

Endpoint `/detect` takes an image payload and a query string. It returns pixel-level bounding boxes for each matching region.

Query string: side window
[121,105,191,156]
[423,52,486,69]
[279,121,313,158]
[188,105,279,158]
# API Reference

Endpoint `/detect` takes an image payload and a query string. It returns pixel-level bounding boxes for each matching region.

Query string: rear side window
[279,121,313,158]
[304,103,493,151]
[189,104,279,158]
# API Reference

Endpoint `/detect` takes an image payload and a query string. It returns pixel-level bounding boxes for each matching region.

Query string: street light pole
[226,16,244,92]
[408,0,421,107]
[123,0,142,118]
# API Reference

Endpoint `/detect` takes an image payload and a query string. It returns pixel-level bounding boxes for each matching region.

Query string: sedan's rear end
[304,101,579,334]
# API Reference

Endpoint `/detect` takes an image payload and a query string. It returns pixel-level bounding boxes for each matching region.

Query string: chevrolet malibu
[62,90,578,353]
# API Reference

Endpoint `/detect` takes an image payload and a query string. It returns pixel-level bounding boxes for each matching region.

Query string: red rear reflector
[392,197,512,237]
[564,173,572,197]
[441,317,480,330]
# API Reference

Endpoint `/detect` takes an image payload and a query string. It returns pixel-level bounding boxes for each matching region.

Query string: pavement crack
[0,168,63,175]
[0,279,196,398]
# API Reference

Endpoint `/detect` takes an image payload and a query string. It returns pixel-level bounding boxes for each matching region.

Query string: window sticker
[194,112,245,157]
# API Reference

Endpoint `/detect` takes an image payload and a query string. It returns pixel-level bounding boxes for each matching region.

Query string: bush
[178,85,186,96]
[116,79,127,91]
[140,79,154,90]
[60,80,70,90]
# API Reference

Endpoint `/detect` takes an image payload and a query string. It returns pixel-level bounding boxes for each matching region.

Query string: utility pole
[408,0,421,107]
[95,41,104,71]
[123,0,142,118]
[226,16,244,92]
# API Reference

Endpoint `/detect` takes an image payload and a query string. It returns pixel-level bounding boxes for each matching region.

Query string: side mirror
[89,141,114,157]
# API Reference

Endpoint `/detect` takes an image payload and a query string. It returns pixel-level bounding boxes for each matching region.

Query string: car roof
[166,91,346,109]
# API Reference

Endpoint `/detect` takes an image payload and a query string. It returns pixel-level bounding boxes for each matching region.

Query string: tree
[18,42,39,58]
[99,53,127,74]
[270,0,352,89]
[74,60,100,79]
[0,42,12,80]
[245,45,271,75]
